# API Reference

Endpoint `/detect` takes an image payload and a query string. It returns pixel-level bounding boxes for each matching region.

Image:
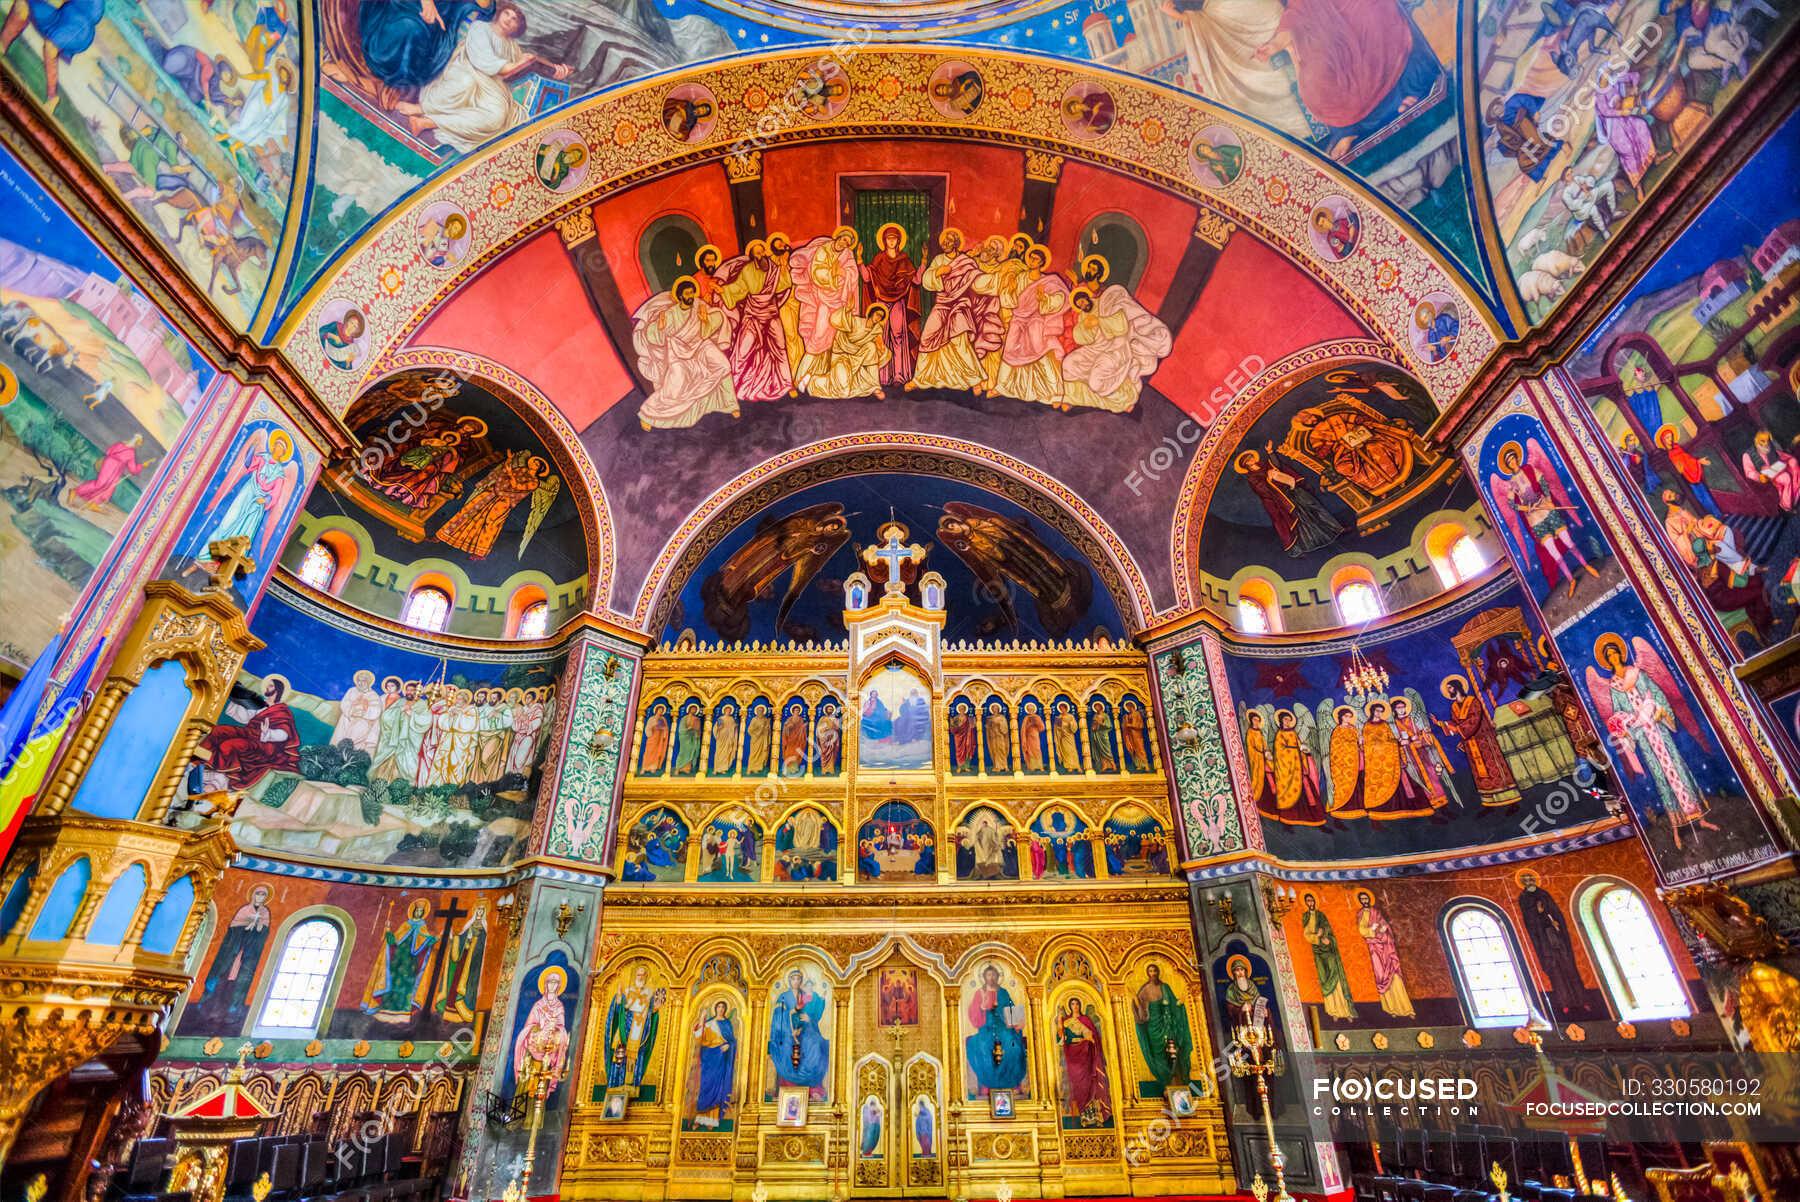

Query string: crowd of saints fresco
[580,949,1205,1139]
[3,0,300,325]
[1479,0,1797,321]
[191,593,564,869]
[0,143,213,672]
[630,226,1173,429]
[665,475,1125,645]
[1569,114,1800,659]
[1472,411,1780,883]
[174,877,498,1047]
[317,369,587,591]
[1197,362,1463,602]
[1223,583,1615,861]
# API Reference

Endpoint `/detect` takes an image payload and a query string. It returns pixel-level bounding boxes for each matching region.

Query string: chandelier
[1340,643,1388,700]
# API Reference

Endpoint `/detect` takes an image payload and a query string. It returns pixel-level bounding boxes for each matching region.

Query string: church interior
[1,3,1798,1202]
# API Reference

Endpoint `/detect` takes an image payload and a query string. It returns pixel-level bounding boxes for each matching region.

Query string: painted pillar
[530,627,644,867]
[1155,214,1235,335]
[556,207,649,395]
[1147,631,1254,865]
[1461,382,1795,889]
[1019,151,1061,245]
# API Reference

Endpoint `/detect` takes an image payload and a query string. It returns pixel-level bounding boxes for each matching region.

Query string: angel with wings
[178,424,301,582]
[937,502,1093,636]
[435,449,559,560]
[699,502,851,641]
[1323,699,1367,821]
[1271,706,1328,827]
[1489,439,1601,598]
[1585,633,1719,849]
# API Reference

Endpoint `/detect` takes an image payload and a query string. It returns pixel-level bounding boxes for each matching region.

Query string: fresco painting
[857,802,936,882]
[1472,412,1780,883]
[1479,0,1798,322]
[190,592,564,869]
[0,143,214,673]
[2,0,301,324]
[1569,114,1800,659]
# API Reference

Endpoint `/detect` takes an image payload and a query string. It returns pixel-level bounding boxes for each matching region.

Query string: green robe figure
[364,899,438,1024]
[1088,700,1119,774]
[673,705,704,776]
[1131,964,1192,1092]
[434,903,487,1024]
[1301,895,1354,1020]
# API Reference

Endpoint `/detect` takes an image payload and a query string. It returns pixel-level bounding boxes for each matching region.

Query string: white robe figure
[371,696,431,783]
[789,235,862,393]
[420,21,529,153]
[1167,0,1312,138]
[1060,286,1172,412]
[634,292,739,429]
[507,697,547,777]
[331,677,384,754]
[995,272,1069,404]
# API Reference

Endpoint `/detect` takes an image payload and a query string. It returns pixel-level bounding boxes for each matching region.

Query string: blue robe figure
[861,693,893,742]
[645,836,677,872]
[622,856,655,882]
[768,972,830,1097]
[860,1098,883,1156]
[894,692,930,744]
[859,840,882,879]
[358,0,495,90]
[691,1003,736,1130]
[1070,836,1095,878]
[914,1098,935,1156]
[913,838,935,876]
[1425,308,1459,362]
[1105,839,1125,875]
[963,967,1028,1094]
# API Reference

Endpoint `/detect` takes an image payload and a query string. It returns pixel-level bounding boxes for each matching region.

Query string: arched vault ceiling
[280,48,1500,406]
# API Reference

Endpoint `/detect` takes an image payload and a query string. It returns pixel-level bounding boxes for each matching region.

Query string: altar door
[849,1052,945,1195]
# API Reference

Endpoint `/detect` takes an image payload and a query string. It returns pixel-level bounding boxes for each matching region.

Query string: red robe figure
[196,677,300,789]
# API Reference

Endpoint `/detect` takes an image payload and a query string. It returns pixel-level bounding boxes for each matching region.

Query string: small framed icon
[776,1085,810,1128]
[601,1087,632,1121]
[1165,1085,1194,1117]
[988,1089,1015,1119]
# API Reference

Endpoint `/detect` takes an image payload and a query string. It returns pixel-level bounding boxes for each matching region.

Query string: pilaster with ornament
[532,630,643,864]
[1151,634,1245,862]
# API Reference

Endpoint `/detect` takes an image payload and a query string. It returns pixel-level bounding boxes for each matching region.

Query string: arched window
[254,918,343,1036]
[1236,598,1271,634]
[1448,534,1485,581]
[638,214,708,294]
[1445,905,1536,1027]
[1236,577,1282,634]
[516,600,550,639]
[1076,213,1149,291]
[1425,521,1487,587]
[297,540,337,589]
[1579,883,1691,1020]
[1334,580,1383,625]
[403,585,453,632]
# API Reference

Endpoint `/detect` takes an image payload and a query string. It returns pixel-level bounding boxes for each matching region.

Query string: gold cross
[206,535,258,594]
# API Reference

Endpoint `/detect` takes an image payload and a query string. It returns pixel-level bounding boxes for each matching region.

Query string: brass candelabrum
[1231,1022,1292,1202]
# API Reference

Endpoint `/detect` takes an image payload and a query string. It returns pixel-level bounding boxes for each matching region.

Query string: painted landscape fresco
[0,143,213,674]
[2,0,301,326]
[1219,580,1614,862]
[191,592,564,868]
[1570,113,1800,662]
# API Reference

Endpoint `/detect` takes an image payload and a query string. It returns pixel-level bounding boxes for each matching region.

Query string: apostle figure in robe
[1517,871,1586,1016]
[768,234,805,375]
[1301,894,1355,1020]
[983,702,1011,772]
[716,241,795,401]
[949,700,978,773]
[70,435,150,511]
[1018,701,1048,772]
[417,2,571,154]
[505,688,547,778]
[780,705,809,776]
[768,969,831,1097]
[810,304,892,399]
[515,966,571,1099]
[1060,286,1171,411]
[1271,710,1328,826]
[815,702,842,773]
[371,681,430,783]
[1164,0,1312,139]
[1052,699,1083,773]
[411,685,450,787]
[1326,706,1367,819]
[691,1000,737,1128]
[1355,891,1414,1017]
[1245,710,1279,819]
[331,670,383,754]
[1132,963,1193,1089]
[195,676,299,791]
[365,899,438,1024]
[640,704,671,775]
[1089,699,1120,773]
[965,965,1029,1093]
[195,884,272,1025]
[605,964,664,1089]
[710,702,740,775]
[745,701,774,775]
[1233,445,1344,556]
[1389,697,1457,810]
[912,229,998,390]
[1119,698,1151,772]
[791,228,863,394]
[435,901,488,1024]
[433,688,482,784]
[959,811,1013,880]
[1058,999,1110,1123]
[634,278,739,429]
[863,223,918,385]
[974,236,1031,394]
[473,688,514,782]
[1434,677,1519,805]
[997,246,1070,404]
[672,704,704,776]
[1360,700,1432,819]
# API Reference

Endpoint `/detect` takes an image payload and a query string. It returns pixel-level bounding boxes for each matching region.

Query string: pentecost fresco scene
[0,5,1798,1202]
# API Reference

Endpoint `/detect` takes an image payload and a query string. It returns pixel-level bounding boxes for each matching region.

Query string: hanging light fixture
[1340,642,1388,701]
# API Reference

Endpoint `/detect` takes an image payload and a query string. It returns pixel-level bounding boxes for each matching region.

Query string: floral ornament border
[280,47,1500,417]
[537,633,640,862]
[1153,639,1244,860]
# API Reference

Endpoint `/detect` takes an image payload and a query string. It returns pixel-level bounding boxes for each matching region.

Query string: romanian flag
[0,637,104,863]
